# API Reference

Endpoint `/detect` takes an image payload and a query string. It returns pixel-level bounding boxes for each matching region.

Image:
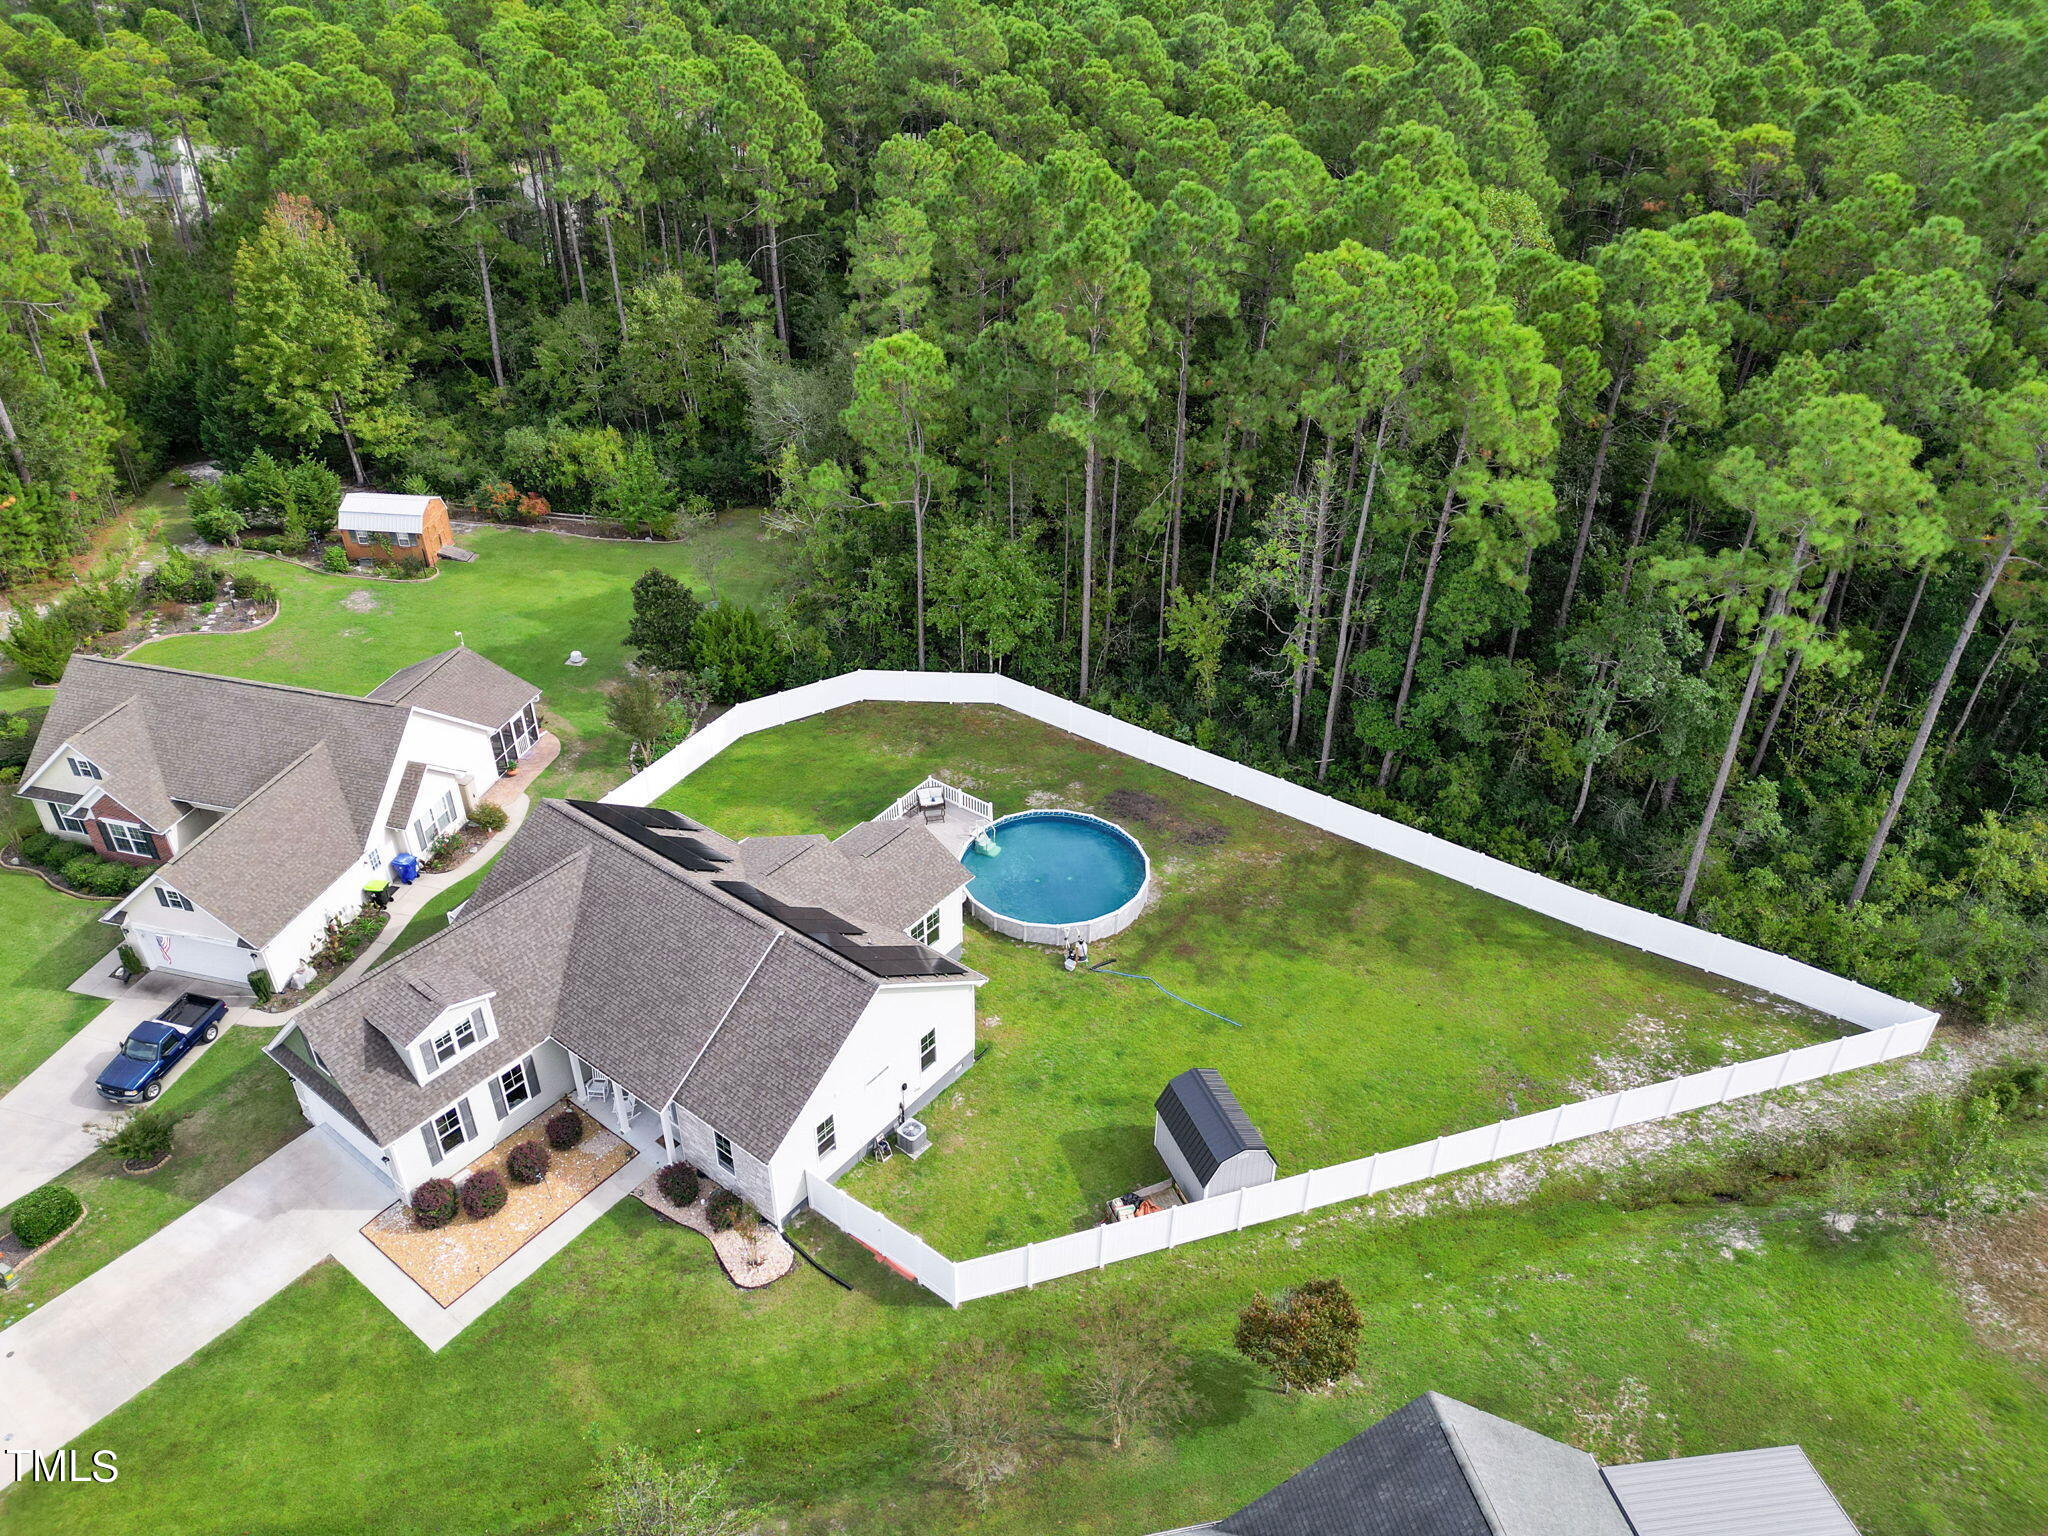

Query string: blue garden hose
[1086,962,1246,1028]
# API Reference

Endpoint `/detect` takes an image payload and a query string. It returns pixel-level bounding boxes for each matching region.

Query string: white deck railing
[618,671,1942,1304]
[873,775,994,824]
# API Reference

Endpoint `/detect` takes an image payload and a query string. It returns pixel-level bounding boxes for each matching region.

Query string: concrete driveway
[0,1129,390,1482]
[0,973,255,1210]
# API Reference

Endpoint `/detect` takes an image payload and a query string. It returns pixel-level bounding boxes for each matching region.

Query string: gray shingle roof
[68,699,177,828]
[139,743,369,946]
[1215,1394,1633,1536]
[384,762,427,830]
[365,647,538,728]
[730,818,969,936]
[1603,1446,1861,1536]
[295,797,984,1160]
[1157,1068,1267,1186]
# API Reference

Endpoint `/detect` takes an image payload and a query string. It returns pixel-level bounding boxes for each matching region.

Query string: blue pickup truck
[95,993,227,1104]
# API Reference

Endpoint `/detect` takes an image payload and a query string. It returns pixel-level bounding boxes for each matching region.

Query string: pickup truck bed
[157,993,226,1030]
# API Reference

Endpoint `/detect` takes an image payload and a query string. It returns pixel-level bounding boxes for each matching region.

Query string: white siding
[252,851,386,988]
[764,979,980,1219]
[383,1040,573,1193]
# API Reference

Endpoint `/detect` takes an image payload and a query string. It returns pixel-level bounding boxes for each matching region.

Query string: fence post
[1426,1136,1445,1176]
[1166,1202,1182,1248]
[1023,1240,1035,1289]
[1096,1223,1108,1269]
[1233,1185,1248,1230]
[1298,1168,1314,1214]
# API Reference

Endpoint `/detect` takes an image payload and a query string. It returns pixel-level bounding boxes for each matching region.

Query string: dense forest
[2,0,2045,1018]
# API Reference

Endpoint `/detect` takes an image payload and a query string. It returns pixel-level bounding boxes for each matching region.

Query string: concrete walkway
[0,974,259,1210]
[0,1129,390,1481]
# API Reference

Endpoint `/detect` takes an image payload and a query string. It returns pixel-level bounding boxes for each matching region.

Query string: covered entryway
[128,927,255,986]
[568,1055,668,1161]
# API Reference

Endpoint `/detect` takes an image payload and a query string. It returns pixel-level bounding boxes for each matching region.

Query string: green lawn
[381,855,497,961]
[120,513,787,800]
[0,1027,303,1328]
[658,703,1842,1255]
[3,1167,2043,1536]
[0,871,115,1093]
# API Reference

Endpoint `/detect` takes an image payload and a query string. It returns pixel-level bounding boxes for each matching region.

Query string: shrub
[188,486,246,545]
[468,802,509,834]
[117,942,147,976]
[95,1106,177,1165]
[690,604,790,705]
[307,905,386,971]
[1234,1278,1362,1393]
[656,1162,700,1207]
[506,1141,550,1185]
[411,1177,459,1230]
[321,544,349,572]
[0,607,78,684]
[705,1188,752,1233]
[235,574,276,606]
[460,1169,508,1219]
[18,831,67,870]
[9,1183,83,1248]
[545,1109,585,1150]
[65,855,148,896]
[248,969,274,1003]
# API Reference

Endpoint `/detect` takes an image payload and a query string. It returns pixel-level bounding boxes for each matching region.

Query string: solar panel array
[570,800,733,873]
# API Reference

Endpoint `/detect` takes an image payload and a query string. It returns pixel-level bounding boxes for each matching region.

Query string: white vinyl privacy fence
[615,671,1941,1306]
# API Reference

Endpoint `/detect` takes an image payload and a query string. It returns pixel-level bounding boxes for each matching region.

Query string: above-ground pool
[960,809,1150,943]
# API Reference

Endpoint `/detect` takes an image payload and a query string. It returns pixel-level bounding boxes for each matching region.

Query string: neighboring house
[267,798,984,1215]
[94,128,210,217]
[16,649,543,989]
[336,493,454,566]
[1152,1391,1859,1535]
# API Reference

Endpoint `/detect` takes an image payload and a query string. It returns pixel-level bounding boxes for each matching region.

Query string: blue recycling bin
[391,852,421,885]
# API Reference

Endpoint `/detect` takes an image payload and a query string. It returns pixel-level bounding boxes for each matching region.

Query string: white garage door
[132,929,253,984]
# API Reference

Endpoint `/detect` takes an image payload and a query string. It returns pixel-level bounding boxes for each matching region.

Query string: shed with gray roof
[1154,1067,1276,1201]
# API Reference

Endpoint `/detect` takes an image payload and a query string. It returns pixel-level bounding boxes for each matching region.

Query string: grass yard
[0,1027,302,1328]
[657,703,1843,1255]
[0,871,116,1093]
[4,1160,2045,1536]
[114,513,786,800]
[381,856,498,961]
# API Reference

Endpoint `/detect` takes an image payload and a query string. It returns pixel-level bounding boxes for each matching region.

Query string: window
[430,1099,475,1157]
[816,1116,836,1158]
[365,847,382,871]
[412,791,460,851]
[52,804,88,836]
[154,886,194,912]
[498,1060,533,1111]
[714,1132,734,1173]
[67,756,101,780]
[911,907,941,947]
[394,531,416,547]
[428,1007,484,1068]
[101,821,154,858]
[920,1030,938,1072]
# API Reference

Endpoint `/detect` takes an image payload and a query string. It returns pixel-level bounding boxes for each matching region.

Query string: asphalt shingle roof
[295,798,984,1158]
[1156,1068,1267,1187]
[365,647,538,728]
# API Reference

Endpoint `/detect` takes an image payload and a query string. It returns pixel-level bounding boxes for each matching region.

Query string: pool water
[960,811,1147,925]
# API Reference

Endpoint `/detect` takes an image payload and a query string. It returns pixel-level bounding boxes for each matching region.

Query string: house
[1151,1391,1860,1536]
[1155,1067,1276,1202]
[16,649,543,989]
[266,798,985,1216]
[336,493,454,566]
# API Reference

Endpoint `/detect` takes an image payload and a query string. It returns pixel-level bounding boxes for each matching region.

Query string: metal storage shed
[1154,1067,1276,1202]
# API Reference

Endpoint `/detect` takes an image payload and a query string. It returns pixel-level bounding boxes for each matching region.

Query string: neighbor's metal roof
[1156,1067,1268,1185]
[1603,1446,1861,1536]
[337,492,435,532]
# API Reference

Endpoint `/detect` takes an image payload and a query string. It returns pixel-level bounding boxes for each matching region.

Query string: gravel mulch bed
[363,1106,632,1306]
[633,1175,795,1290]
[0,1204,89,1275]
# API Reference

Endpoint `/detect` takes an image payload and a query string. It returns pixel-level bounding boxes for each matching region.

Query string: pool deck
[892,804,991,859]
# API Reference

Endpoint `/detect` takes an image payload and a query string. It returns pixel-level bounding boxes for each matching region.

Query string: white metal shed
[337,492,434,535]
[1154,1067,1276,1202]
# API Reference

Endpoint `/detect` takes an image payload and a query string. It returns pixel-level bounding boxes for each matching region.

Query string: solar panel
[712,879,968,979]
[573,801,732,873]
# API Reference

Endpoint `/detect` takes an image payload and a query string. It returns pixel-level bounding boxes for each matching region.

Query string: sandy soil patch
[1932,1202,2048,1365]
[341,589,380,613]
[364,1106,631,1306]
[633,1174,795,1289]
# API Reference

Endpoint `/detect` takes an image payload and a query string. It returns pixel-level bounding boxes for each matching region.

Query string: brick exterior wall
[82,792,168,864]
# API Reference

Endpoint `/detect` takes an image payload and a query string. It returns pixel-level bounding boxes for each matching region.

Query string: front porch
[568,1055,672,1164]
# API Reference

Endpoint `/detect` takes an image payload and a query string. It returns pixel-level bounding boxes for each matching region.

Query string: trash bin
[363,876,393,910]
[391,852,421,885]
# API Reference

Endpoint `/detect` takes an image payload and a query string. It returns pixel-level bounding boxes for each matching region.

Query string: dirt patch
[1931,1203,2048,1365]
[1100,788,1227,847]
[341,589,381,614]
[363,1105,631,1306]
[633,1173,795,1289]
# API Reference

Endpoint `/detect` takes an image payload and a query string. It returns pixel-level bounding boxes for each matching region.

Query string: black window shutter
[489,1073,507,1119]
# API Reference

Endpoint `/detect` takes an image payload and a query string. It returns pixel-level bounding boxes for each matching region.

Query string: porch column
[612,1087,632,1138]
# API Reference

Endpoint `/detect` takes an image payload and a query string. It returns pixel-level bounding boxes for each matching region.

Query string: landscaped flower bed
[363,1104,631,1306]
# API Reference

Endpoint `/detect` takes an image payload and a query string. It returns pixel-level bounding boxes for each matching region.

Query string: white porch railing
[874,775,993,824]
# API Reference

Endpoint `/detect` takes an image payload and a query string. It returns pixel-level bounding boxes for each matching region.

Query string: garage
[130,928,256,985]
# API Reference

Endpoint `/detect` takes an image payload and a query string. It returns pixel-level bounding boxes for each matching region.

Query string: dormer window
[68,756,102,780]
[411,1000,496,1081]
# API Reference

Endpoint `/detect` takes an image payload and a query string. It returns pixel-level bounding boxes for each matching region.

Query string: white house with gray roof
[1152,1391,1859,1536]
[267,798,984,1217]
[16,649,543,989]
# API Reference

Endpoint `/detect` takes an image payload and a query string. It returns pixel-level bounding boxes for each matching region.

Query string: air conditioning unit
[895,1118,931,1159]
